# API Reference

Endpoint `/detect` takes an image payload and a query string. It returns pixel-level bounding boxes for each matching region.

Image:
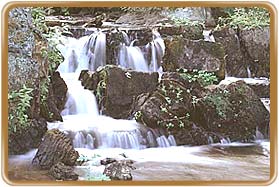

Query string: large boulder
[132,71,269,145]
[163,37,226,81]
[195,80,270,142]
[32,129,79,169]
[79,65,158,119]
[8,118,48,155]
[131,72,213,145]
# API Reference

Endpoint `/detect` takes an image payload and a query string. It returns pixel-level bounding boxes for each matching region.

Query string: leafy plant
[177,68,218,87]
[134,111,143,121]
[216,7,270,30]
[8,85,33,133]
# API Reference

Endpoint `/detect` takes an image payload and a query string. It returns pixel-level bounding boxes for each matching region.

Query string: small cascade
[255,126,265,140]
[60,73,99,116]
[147,29,165,72]
[57,31,106,74]
[220,137,231,144]
[247,66,252,78]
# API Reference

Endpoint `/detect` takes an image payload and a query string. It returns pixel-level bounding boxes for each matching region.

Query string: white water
[8,141,270,181]
[51,35,174,149]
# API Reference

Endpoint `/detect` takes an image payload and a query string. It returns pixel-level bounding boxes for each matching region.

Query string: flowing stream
[8,30,270,181]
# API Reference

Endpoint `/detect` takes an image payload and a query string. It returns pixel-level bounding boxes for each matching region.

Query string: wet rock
[213,27,270,78]
[8,118,48,155]
[195,80,270,142]
[101,158,117,165]
[103,160,135,180]
[239,27,270,77]
[163,37,225,81]
[132,72,206,129]
[32,129,79,169]
[79,65,158,119]
[219,77,270,98]
[49,162,79,181]
[132,72,269,145]
[40,72,68,121]
[213,28,248,77]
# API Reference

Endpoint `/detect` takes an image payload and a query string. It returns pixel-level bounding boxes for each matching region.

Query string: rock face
[79,65,158,119]
[239,27,270,78]
[103,160,135,180]
[40,72,68,121]
[163,37,226,81]
[32,129,79,169]
[131,71,269,145]
[49,162,79,181]
[213,27,270,78]
[8,118,48,155]
[214,28,247,77]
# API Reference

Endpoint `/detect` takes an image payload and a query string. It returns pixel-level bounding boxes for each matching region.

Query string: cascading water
[49,31,175,149]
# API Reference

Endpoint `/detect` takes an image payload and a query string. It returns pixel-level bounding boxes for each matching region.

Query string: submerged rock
[103,160,135,180]
[163,37,225,81]
[79,65,158,119]
[49,162,79,181]
[8,118,48,155]
[32,129,79,169]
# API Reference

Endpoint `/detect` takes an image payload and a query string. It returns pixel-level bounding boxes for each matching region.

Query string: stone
[195,80,270,142]
[79,65,158,119]
[239,27,270,77]
[40,72,68,122]
[49,162,79,181]
[32,129,79,169]
[103,160,135,180]
[100,158,117,165]
[163,37,226,81]
[8,118,48,155]
[213,28,248,77]
[132,72,269,145]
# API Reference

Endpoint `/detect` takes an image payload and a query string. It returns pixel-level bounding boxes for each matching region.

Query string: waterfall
[57,31,106,74]
[51,28,175,149]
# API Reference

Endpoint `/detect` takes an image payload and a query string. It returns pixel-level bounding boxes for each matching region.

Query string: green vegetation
[8,85,33,133]
[216,7,270,30]
[177,68,218,87]
[134,111,143,121]
[204,91,231,119]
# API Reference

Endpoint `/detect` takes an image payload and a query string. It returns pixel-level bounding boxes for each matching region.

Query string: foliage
[216,7,270,30]
[177,68,218,87]
[8,85,33,133]
[31,7,65,118]
[134,111,143,121]
[204,90,231,119]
